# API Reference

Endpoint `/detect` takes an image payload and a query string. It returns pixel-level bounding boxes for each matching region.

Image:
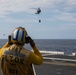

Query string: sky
[0,0,76,39]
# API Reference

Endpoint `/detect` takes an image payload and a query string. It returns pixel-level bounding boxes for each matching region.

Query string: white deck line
[43,57,76,62]
[32,64,36,75]
[40,51,64,55]
[32,50,76,56]
[31,50,64,55]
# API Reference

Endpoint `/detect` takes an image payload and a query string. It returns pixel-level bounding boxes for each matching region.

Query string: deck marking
[43,61,76,67]
[43,57,76,62]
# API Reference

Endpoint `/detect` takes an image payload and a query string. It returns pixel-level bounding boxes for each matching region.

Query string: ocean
[0,39,76,55]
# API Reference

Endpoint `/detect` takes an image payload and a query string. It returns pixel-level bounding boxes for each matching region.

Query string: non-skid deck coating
[35,54,76,75]
[35,63,76,75]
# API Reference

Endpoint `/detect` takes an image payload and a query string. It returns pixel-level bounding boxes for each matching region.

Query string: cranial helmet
[10,27,27,44]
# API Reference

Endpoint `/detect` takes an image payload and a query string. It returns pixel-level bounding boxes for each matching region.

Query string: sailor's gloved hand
[29,37,35,47]
[25,36,31,44]
[25,36,35,47]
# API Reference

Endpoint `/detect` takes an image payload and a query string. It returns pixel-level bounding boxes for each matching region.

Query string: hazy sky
[0,0,76,39]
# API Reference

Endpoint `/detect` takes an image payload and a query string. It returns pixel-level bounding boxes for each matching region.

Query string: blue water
[0,39,76,54]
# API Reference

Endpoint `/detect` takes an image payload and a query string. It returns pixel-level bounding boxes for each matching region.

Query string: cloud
[55,13,76,22]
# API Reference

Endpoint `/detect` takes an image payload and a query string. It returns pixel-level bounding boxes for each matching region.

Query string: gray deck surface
[35,55,76,75]
[35,63,76,75]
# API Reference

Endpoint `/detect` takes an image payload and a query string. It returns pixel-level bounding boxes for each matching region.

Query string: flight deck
[35,51,76,75]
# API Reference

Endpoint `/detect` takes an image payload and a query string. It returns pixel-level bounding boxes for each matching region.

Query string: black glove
[25,36,35,47]
[29,37,35,47]
[25,36,31,44]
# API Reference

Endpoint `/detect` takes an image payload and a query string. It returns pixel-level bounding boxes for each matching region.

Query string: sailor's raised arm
[29,38,43,65]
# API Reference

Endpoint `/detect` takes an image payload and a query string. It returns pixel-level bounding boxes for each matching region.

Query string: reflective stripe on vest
[3,50,25,59]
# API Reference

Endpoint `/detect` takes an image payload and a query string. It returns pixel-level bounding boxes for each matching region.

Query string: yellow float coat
[0,43,43,75]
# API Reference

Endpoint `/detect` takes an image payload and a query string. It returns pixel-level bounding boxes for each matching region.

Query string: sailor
[0,27,43,75]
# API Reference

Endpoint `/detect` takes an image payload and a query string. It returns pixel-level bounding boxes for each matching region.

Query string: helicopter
[35,7,41,14]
